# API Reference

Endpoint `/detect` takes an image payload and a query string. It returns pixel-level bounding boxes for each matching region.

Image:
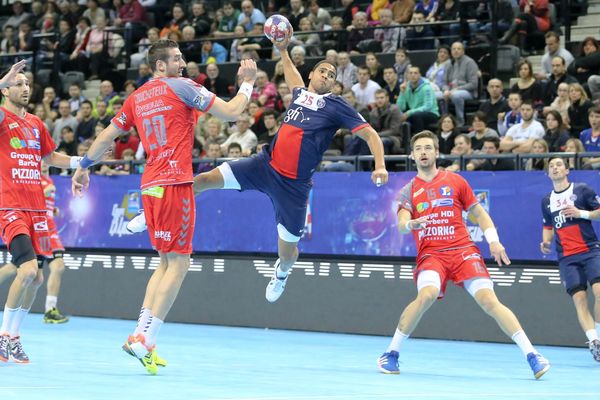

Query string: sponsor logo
[413,188,424,198]
[570,194,577,202]
[440,186,452,197]
[9,137,40,150]
[117,112,127,125]
[168,160,178,169]
[416,202,429,213]
[8,122,18,129]
[32,128,40,139]
[32,216,48,232]
[11,168,41,180]
[431,198,454,208]
[155,231,172,241]
[316,98,326,108]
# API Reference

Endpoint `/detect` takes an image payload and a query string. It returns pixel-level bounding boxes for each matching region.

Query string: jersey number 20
[142,115,167,149]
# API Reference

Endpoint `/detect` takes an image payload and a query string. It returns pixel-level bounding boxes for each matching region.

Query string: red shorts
[0,209,52,258]
[142,184,196,255]
[415,246,491,298]
[47,217,64,254]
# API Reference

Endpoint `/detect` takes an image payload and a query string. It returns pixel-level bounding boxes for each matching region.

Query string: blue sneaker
[527,352,550,379]
[377,351,399,374]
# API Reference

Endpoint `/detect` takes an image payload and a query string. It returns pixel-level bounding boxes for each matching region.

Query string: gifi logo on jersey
[9,137,40,150]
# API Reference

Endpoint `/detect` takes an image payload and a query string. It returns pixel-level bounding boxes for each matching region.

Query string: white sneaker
[126,211,147,233]
[265,259,289,303]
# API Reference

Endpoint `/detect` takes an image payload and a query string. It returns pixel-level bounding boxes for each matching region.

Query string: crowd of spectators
[0,0,599,173]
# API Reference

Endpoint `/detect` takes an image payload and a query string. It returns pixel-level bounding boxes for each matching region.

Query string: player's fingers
[501,251,511,265]
[494,253,503,266]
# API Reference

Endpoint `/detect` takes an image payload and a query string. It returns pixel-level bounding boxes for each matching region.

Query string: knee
[416,287,438,307]
[32,272,44,288]
[17,267,38,286]
[50,258,65,274]
[477,293,500,314]
[279,246,298,263]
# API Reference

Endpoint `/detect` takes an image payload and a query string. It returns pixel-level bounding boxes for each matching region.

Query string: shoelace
[0,337,9,354]
[10,339,24,355]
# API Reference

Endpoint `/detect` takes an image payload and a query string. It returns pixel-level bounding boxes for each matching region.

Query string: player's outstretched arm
[209,59,257,121]
[354,126,388,186]
[271,36,304,90]
[0,59,27,89]
[469,203,511,266]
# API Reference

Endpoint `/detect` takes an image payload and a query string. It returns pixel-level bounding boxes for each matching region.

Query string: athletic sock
[143,316,163,348]
[512,330,536,356]
[9,308,29,337]
[0,306,19,335]
[586,329,599,342]
[386,329,409,353]
[45,296,57,312]
[134,307,152,336]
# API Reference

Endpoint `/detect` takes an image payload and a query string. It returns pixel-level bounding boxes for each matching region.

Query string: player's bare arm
[561,205,600,220]
[354,126,388,186]
[44,151,80,170]
[469,203,511,266]
[271,35,305,90]
[208,59,257,121]
[540,229,554,254]
[397,209,428,234]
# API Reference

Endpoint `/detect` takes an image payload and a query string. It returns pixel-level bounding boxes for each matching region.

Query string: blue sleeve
[163,77,216,111]
[582,184,600,210]
[542,197,552,228]
[336,97,370,133]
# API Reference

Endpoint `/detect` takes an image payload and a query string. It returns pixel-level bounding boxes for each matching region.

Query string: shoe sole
[10,357,29,364]
[534,364,550,379]
[377,366,400,374]
[122,342,166,367]
[0,355,8,362]
[44,318,69,324]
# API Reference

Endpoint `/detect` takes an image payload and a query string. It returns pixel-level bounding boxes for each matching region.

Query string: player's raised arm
[271,36,305,90]
[354,125,389,186]
[208,59,257,121]
[469,203,511,266]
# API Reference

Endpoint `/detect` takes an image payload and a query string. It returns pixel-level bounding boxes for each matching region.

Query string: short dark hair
[147,39,179,72]
[548,156,569,169]
[262,108,278,119]
[483,137,500,149]
[410,130,439,150]
[589,105,600,115]
[521,99,534,108]
[112,98,124,106]
[312,60,336,76]
[81,100,93,108]
[228,142,242,152]
[472,111,488,125]
[456,133,471,146]
[545,31,560,40]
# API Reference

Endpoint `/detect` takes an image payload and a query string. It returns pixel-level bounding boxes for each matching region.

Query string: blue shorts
[223,153,312,242]
[558,250,600,296]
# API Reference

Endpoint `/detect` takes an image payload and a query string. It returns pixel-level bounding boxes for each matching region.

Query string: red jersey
[111,77,215,190]
[398,170,479,256]
[0,106,56,211]
[41,174,56,217]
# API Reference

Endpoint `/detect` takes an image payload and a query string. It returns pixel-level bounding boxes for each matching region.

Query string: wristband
[580,210,591,220]
[79,155,96,169]
[404,220,412,231]
[69,156,82,169]
[484,227,500,244]
[238,81,253,101]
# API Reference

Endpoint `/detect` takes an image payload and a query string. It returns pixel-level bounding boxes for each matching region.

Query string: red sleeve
[38,118,56,158]
[111,97,135,132]
[457,174,478,211]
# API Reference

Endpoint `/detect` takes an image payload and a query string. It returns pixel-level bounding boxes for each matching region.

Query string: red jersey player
[0,164,69,324]
[0,60,84,363]
[376,131,550,379]
[72,40,257,374]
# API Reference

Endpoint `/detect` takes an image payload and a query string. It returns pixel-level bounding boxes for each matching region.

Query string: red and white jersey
[398,170,479,256]
[0,106,56,211]
[40,174,56,217]
[111,77,215,190]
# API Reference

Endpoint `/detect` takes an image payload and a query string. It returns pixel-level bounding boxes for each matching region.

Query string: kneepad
[9,234,36,267]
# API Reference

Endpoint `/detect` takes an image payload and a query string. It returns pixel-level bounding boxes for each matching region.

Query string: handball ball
[264,14,293,42]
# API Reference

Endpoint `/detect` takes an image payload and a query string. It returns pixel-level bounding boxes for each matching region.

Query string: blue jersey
[267,87,370,179]
[542,183,600,258]
[579,129,600,152]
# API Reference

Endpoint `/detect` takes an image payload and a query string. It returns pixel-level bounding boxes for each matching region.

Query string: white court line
[0,387,62,389]
[210,393,600,400]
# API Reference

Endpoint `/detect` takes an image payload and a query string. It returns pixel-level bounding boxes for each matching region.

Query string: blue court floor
[0,315,599,400]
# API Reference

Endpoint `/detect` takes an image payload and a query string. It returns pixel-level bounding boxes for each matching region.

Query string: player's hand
[561,205,583,219]
[270,29,293,52]
[0,59,26,88]
[237,58,257,82]
[407,216,428,231]
[540,241,552,254]
[372,167,388,187]
[72,167,90,198]
[490,241,511,266]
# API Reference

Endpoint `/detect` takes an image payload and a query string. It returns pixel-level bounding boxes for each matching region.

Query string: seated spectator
[248,100,265,136]
[405,12,435,51]
[129,27,159,68]
[394,48,412,85]
[252,70,278,109]
[368,89,403,153]
[331,81,344,96]
[54,18,76,68]
[365,53,385,87]
[568,37,600,85]
[95,100,111,127]
[511,59,543,110]
[342,89,370,119]
[321,16,348,52]
[425,45,451,101]
[336,51,358,91]
[257,109,280,145]
[443,42,479,125]
[479,78,509,129]
[227,142,243,158]
[543,56,578,106]
[391,0,415,24]
[579,106,600,167]
[543,82,571,122]
[541,110,569,153]
[468,111,499,151]
[95,80,121,116]
[213,1,241,38]
[290,17,322,57]
[499,0,551,55]
[123,80,137,99]
[198,142,222,172]
[16,21,34,54]
[347,12,374,55]
[186,61,207,85]
[75,100,97,141]
[79,15,109,79]
[474,137,515,171]
[179,26,202,61]
[274,82,290,113]
[374,8,403,54]
[83,0,106,25]
[382,66,401,104]
[500,101,545,153]
[57,126,78,156]
[201,39,228,64]
[188,1,213,37]
[435,0,460,44]
[34,103,55,133]
[398,65,439,133]
[498,92,522,136]
[4,1,31,30]
[352,66,382,109]
[564,138,586,169]
[221,114,258,156]
[272,60,286,86]
[446,133,474,172]
[67,83,87,115]
[0,25,16,58]
[160,3,187,38]
[42,86,60,121]
[236,22,272,60]
[289,45,312,85]
[308,0,331,31]
[525,139,549,171]
[568,83,593,137]
[53,100,79,143]
[203,117,227,145]
[436,114,459,155]
[342,0,360,27]
[114,130,141,159]
[237,0,266,32]
[415,0,439,21]
[537,32,574,80]
[204,63,231,98]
